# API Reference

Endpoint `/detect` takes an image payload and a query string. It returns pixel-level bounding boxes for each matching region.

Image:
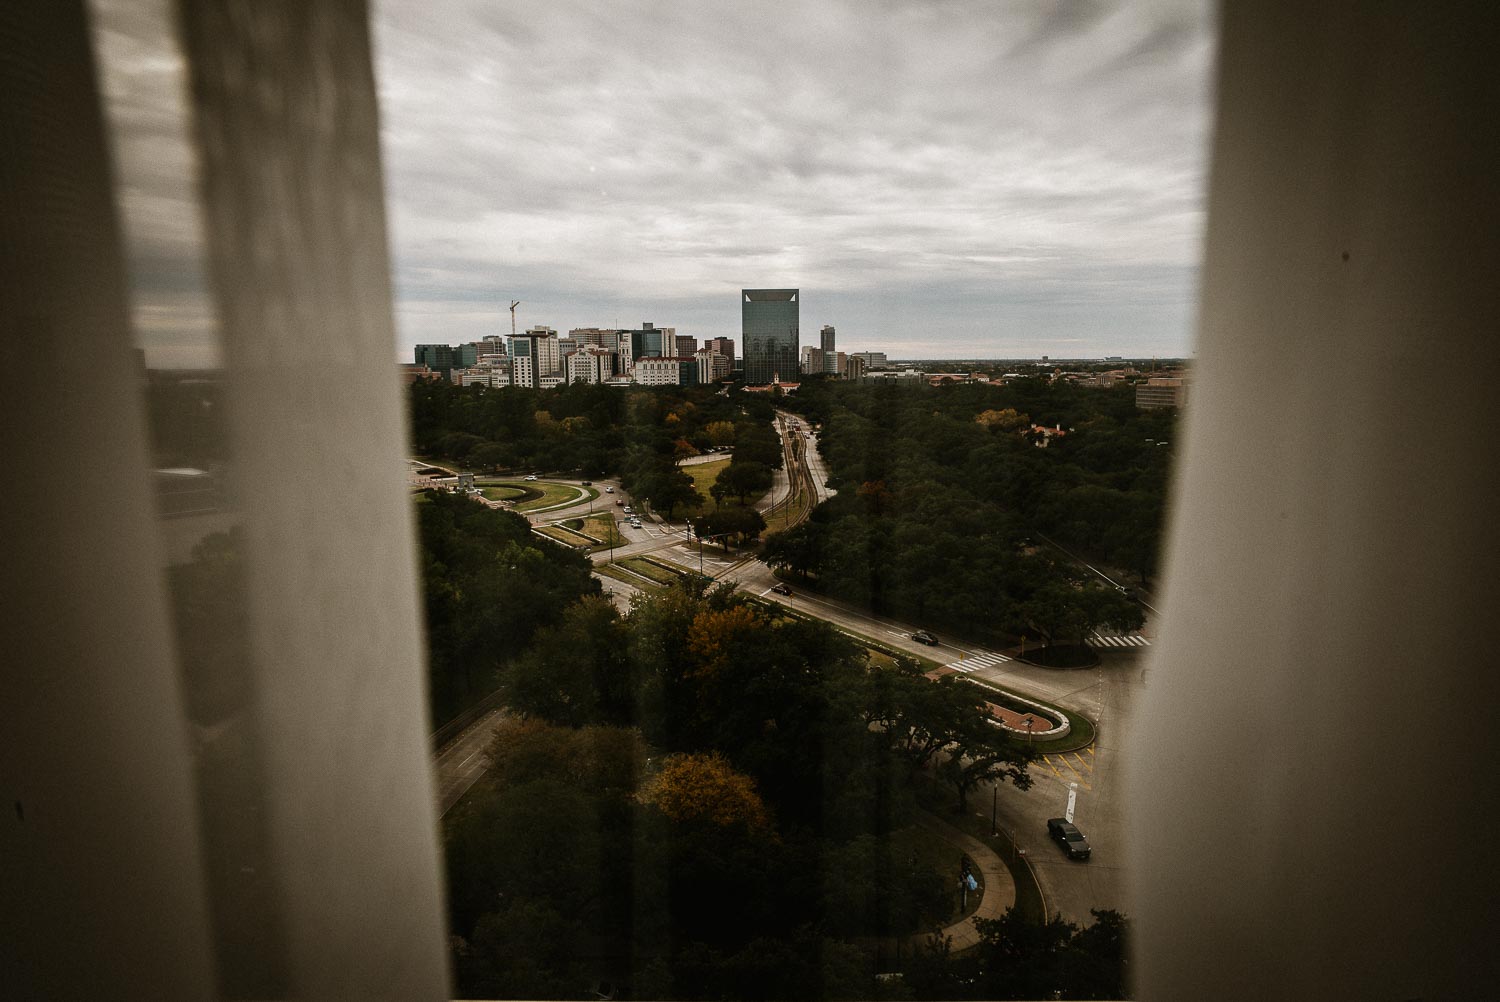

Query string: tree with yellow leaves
[975,407,1029,431]
[685,604,763,677]
[640,751,771,831]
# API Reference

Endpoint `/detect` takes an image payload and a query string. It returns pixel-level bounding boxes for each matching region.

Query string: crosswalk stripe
[942,649,1016,674]
[1088,634,1151,647]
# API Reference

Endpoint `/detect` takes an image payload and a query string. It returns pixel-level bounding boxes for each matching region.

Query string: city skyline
[93,0,1215,367]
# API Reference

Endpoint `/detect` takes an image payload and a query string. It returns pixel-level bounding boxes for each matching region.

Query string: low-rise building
[633,356,699,387]
[1136,376,1188,409]
[452,364,512,388]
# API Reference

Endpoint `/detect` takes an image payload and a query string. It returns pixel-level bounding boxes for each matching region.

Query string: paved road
[434,708,509,815]
[473,433,1152,925]
[700,518,1151,924]
[977,646,1148,925]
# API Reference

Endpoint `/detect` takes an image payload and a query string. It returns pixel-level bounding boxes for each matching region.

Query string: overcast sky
[95,0,1216,365]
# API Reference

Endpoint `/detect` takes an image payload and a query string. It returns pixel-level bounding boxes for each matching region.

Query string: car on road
[581,480,592,486]
[604,486,614,493]
[524,474,538,481]
[911,630,939,645]
[771,584,792,596]
[615,499,624,506]
[623,506,632,513]
[1047,818,1092,860]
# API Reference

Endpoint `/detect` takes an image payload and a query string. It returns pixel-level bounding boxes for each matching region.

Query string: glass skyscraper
[742,289,799,385]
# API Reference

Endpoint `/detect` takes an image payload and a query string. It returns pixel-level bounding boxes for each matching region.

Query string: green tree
[760,521,822,579]
[705,420,737,447]
[935,712,1034,813]
[501,596,633,726]
[716,460,773,504]
[469,441,507,473]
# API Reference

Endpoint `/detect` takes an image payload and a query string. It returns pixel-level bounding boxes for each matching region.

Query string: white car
[604,486,614,493]
[524,475,538,481]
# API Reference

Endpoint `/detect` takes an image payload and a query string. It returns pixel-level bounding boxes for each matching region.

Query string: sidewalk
[911,810,1015,952]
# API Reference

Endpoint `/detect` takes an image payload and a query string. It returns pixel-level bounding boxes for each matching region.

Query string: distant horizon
[95,1,1215,370]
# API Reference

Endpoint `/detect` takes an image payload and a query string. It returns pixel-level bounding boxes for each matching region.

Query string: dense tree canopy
[446,580,1041,998]
[762,379,1162,650]
[417,489,597,725]
[408,379,780,481]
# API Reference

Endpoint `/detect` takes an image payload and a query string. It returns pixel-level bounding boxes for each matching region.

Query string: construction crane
[509,300,520,337]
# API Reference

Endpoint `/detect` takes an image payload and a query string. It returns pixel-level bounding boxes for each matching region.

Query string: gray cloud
[92,0,1215,363]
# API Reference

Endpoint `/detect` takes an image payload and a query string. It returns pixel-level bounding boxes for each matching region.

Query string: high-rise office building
[625,322,667,369]
[820,325,839,373]
[508,326,560,389]
[674,334,697,357]
[473,335,507,361]
[742,289,798,385]
[707,336,735,362]
[413,343,477,380]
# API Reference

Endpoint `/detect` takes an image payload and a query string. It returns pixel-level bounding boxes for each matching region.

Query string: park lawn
[479,484,529,503]
[617,557,686,586]
[514,481,589,512]
[582,513,625,551]
[535,524,591,548]
[479,480,589,512]
[677,458,731,520]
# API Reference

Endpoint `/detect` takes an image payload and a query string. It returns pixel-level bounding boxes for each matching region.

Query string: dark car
[1047,818,1092,860]
[615,499,625,506]
[581,480,593,486]
[771,584,792,596]
[911,630,939,646]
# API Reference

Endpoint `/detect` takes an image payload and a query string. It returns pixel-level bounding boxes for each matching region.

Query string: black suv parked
[1047,818,1092,860]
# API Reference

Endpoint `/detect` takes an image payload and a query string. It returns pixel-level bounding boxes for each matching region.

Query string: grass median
[617,556,687,586]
